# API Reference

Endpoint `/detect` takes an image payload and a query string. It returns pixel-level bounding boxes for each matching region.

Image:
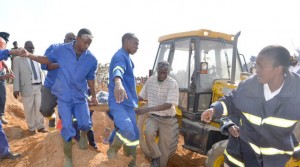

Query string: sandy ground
[0,84,206,167]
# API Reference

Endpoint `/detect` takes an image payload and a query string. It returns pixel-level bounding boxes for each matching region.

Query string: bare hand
[228,125,240,137]
[114,83,128,103]
[89,97,99,106]
[10,48,27,57]
[13,91,20,99]
[5,68,13,74]
[1,73,14,80]
[135,108,149,115]
[201,108,214,123]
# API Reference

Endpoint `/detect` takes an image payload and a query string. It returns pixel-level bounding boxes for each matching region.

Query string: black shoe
[28,130,36,135]
[1,152,21,160]
[38,128,48,133]
[150,157,160,167]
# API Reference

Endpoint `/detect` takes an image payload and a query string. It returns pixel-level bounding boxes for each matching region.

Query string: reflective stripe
[294,144,300,152]
[116,132,139,146]
[242,112,261,126]
[249,142,293,155]
[242,112,296,128]
[262,117,296,128]
[113,66,124,74]
[224,149,245,167]
[220,101,228,116]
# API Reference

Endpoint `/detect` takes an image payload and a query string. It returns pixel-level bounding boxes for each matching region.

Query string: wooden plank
[89,104,109,112]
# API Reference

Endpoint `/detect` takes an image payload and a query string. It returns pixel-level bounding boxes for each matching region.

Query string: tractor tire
[137,114,179,159]
[206,140,228,167]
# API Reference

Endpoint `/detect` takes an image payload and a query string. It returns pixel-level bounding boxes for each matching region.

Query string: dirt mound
[0,84,206,167]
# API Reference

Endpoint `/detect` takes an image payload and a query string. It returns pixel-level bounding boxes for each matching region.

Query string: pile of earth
[0,84,206,167]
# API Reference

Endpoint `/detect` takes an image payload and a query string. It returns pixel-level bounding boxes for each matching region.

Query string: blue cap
[0,32,10,43]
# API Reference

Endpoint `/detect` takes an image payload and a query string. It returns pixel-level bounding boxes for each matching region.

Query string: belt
[150,114,175,119]
[32,82,41,85]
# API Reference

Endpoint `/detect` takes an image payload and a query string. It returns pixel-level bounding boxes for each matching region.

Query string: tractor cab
[150,29,247,165]
[151,29,245,119]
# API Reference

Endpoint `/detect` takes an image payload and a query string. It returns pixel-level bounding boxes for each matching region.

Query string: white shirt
[26,58,42,84]
[264,82,284,101]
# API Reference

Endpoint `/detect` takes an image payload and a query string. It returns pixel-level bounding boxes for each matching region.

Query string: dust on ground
[0,84,206,167]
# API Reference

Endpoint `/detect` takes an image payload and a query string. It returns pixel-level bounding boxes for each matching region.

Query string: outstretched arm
[21,49,52,65]
[135,102,172,115]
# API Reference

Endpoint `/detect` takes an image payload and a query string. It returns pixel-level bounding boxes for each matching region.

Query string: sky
[1,0,300,76]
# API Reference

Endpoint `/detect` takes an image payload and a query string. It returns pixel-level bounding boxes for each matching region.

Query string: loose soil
[0,84,206,167]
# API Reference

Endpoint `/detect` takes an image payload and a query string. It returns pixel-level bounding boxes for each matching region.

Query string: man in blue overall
[21,28,98,167]
[0,32,22,161]
[107,33,139,167]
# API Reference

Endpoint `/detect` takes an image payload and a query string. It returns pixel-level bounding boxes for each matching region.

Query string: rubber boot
[63,139,72,167]
[124,145,137,167]
[79,131,88,150]
[107,135,123,159]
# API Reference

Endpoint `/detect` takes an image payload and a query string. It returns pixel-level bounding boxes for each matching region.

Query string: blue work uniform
[41,43,63,90]
[0,49,10,158]
[0,120,10,158]
[108,48,139,146]
[212,72,300,167]
[47,42,98,142]
[0,50,10,61]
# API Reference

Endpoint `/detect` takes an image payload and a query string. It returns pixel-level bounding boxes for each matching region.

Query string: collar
[245,72,299,99]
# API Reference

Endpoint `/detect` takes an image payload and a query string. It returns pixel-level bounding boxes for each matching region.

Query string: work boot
[123,145,137,167]
[48,114,56,131]
[150,157,160,167]
[63,139,73,167]
[79,131,88,150]
[0,116,9,124]
[107,135,123,159]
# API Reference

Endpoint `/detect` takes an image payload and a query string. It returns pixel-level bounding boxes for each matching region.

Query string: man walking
[136,61,179,167]
[21,28,98,167]
[107,33,140,167]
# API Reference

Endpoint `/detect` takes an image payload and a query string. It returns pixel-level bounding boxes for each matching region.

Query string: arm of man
[21,49,52,65]
[0,49,24,61]
[135,102,172,115]
[2,61,12,74]
[46,63,59,70]
[87,80,98,105]
[12,57,20,99]
[114,76,128,103]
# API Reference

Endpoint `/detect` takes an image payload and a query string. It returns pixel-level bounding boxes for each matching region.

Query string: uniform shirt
[211,72,300,166]
[41,43,63,90]
[0,49,10,61]
[108,48,138,108]
[139,75,179,116]
[47,42,97,103]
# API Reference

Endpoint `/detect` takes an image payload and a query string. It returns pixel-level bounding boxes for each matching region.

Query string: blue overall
[47,42,97,142]
[108,48,139,146]
[0,50,10,157]
[0,120,9,158]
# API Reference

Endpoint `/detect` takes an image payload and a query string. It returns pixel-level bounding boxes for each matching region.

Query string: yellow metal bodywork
[285,157,300,167]
[159,29,234,43]
[211,80,238,103]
